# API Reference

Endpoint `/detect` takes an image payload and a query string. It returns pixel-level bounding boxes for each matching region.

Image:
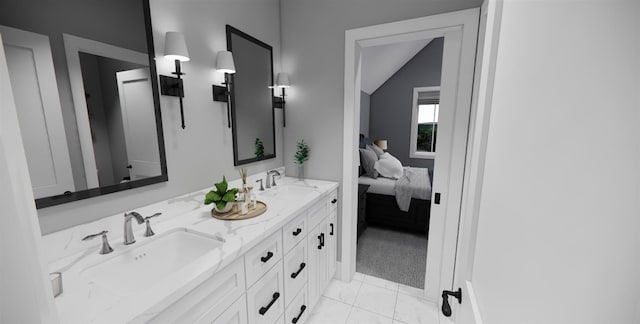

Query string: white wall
[38,0,283,234]
[0,33,58,324]
[471,1,640,323]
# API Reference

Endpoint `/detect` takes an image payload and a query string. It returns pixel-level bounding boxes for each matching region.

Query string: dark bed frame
[365,193,431,235]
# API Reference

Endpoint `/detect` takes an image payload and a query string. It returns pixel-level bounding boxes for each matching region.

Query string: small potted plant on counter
[205,176,239,214]
[294,139,310,181]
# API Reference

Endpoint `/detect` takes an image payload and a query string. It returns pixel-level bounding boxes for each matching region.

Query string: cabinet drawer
[148,258,245,323]
[245,230,283,287]
[307,199,328,230]
[284,240,308,306]
[328,189,339,212]
[283,211,307,253]
[285,286,309,324]
[204,294,247,324]
[246,262,285,324]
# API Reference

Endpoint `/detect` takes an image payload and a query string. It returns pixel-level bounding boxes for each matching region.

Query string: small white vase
[214,202,233,213]
[298,164,304,181]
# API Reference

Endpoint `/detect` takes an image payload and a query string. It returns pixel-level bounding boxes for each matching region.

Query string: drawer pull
[261,251,274,263]
[259,292,280,315]
[291,262,306,279]
[292,228,302,236]
[330,223,334,235]
[292,305,307,324]
[331,198,338,204]
[317,234,322,250]
[321,233,325,247]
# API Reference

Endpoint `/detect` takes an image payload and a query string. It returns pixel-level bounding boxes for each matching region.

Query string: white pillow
[374,152,404,179]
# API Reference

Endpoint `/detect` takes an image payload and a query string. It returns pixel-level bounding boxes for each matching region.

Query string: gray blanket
[394,167,431,212]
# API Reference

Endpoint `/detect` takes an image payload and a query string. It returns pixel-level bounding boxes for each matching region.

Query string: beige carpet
[356,226,428,288]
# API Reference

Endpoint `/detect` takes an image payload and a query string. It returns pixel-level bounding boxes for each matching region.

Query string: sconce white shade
[374,139,387,150]
[164,32,190,62]
[276,73,290,88]
[216,51,236,74]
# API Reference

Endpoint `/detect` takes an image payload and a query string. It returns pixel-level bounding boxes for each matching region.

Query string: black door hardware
[441,288,462,317]
[259,292,280,315]
[126,164,132,169]
[291,262,306,279]
[292,305,307,323]
[331,198,338,204]
[317,234,323,250]
[320,233,325,247]
[434,192,441,205]
[330,223,334,235]
[293,228,302,236]
[261,251,274,263]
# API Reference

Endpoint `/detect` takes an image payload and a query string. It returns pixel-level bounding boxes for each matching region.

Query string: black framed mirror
[0,0,167,208]
[226,25,276,166]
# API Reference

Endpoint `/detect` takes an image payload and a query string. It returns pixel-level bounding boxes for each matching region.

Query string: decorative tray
[211,201,267,220]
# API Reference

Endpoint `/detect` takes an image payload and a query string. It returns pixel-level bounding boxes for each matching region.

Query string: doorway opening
[340,9,479,304]
[355,38,444,290]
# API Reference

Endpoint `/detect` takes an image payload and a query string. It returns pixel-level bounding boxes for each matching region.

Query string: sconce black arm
[273,88,286,127]
[160,59,187,129]
[212,73,232,128]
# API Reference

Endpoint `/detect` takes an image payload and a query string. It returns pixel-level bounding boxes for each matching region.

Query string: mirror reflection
[227,25,276,165]
[0,0,166,208]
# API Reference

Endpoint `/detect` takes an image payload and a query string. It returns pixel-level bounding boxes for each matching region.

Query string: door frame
[340,8,480,303]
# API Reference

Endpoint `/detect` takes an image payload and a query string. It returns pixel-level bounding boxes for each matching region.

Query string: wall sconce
[212,50,236,128]
[273,73,290,127]
[160,32,190,129]
[374,139,388,151]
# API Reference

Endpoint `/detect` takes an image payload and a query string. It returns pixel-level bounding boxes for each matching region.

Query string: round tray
[211,201,267,220]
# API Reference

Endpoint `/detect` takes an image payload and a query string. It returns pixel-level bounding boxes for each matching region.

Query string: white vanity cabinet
[138,186,337,324]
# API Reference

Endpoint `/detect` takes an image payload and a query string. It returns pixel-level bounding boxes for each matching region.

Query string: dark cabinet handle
[291,262,306,279]
[320,233,325,247]
[331,198,337,204]
[259,292,280,315]
[317,234,322,250]
[292,228,302,236]
[261,251,274,263]
[126,164,132,169]
[292,305,307,324]
[330,223,334,236]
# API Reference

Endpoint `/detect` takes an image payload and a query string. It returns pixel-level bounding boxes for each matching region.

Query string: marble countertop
[47,175,338,324]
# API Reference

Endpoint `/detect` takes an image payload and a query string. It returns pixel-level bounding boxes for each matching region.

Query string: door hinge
[441,288,462,317]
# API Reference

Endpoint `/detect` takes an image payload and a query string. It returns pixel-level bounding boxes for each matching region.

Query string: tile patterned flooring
[306,272,439,324]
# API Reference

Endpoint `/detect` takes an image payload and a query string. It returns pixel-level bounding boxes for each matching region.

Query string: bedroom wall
[471,1,640,323]
[37,0,284,234]
[369,37,443,170]
[360,91,370,137]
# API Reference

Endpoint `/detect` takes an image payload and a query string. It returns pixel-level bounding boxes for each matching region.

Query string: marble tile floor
[306,272,439,324]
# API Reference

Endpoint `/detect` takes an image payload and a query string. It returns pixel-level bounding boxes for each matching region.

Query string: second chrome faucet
[124,212,145,245]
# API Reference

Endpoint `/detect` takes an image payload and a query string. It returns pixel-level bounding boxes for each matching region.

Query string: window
[410,87,440,159]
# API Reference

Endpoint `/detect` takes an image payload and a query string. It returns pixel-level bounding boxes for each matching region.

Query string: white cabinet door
[207,294,247,324]
[307,219,328,309]
[326,210,338,282]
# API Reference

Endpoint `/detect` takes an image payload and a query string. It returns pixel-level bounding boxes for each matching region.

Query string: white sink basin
[258,183,318,199]
[81,228,223,296]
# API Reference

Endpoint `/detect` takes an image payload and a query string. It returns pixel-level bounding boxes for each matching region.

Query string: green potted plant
[204,176,239,213]
[294,139,310,181]
[255,138,265,158]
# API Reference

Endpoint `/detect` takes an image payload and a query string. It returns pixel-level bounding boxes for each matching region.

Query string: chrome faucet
[124,212,145,245]
[266,169,281,188]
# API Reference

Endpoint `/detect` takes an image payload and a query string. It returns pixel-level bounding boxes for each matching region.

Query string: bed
[357,135,433,235]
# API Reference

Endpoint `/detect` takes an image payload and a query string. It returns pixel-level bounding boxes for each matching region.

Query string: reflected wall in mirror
[0,0,167,208]
[227,25,276,165]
